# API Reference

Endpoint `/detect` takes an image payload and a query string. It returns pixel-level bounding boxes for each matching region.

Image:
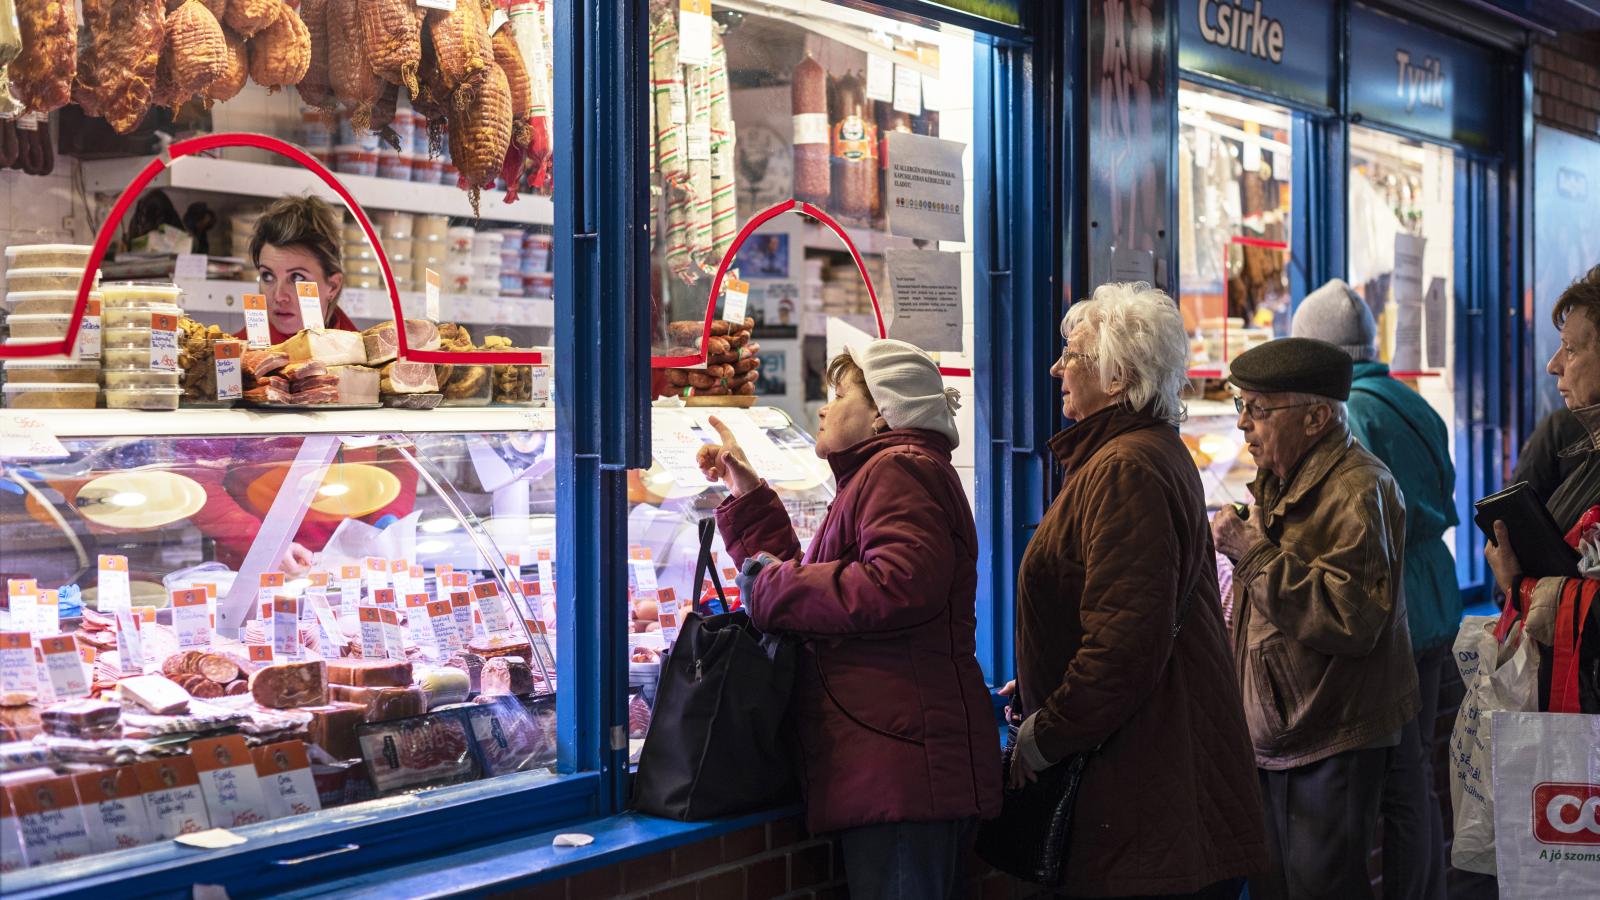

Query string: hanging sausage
[707,27,737,265]
[829,70,874,220]
[791,54,829,207]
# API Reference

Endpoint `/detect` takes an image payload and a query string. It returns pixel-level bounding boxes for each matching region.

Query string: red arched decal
[656,199,969,377]
[0,132,541,365]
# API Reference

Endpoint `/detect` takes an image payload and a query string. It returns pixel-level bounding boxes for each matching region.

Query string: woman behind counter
[184,196,416,574]
[1004,283,1267,899]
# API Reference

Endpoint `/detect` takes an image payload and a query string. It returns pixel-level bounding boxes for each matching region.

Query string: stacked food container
[495,229,525,296]
[342,221,385,292]
[523,232,553,300]
[412,215,449,288]
[3,244,102,409]
[334,114,381,179]
[99,282,185,410]
[470,231,503,298]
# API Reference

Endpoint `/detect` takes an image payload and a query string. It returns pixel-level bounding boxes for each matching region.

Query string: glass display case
[0,407,561,879]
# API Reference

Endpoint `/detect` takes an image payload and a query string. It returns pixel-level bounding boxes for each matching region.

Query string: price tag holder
[378,608,405,659]
[373,588,396,609]
[473,581,512,635]
[243,295,270,349]
[39,635,90,700]
[10,774,94,864]
[271,597,300,661]
[77,298,102,360]
[134,758,211,840]
[7,579,37,635]
[114,610,146,676]
[357,608,385,659]
[190,735,271,828]
[306,594,344,653]
[98,555,131,617]
[0,632,39,700]
[404,592,430,644]
[214,341,244,400]
[247,644,274,667]
[150,313,179,371]
[365,557,390,592]
[74,767,155,854]
[425,600,458,658]
[657,588,681,644]
[33,589,60,637]
[257,573,285,610]
[449,592,474,647]
[338,565,363,617]
[251,741,321,820]
[295,282,323,331]
[172,589,211,648]
[628,551,659,594]
[723,277,749,324]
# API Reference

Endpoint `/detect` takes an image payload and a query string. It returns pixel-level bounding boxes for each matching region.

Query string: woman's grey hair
[1063,282,1191,425]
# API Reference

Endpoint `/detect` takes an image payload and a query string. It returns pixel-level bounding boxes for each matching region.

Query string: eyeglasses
[1058,348,1096,368]
[1233,397,1318,420]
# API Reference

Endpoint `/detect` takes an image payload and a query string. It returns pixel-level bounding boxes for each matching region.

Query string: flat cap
[1227,337,1353,401]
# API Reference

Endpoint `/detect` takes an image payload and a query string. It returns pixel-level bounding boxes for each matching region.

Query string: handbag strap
[1550,576,1597,713]
[693,518,729,614]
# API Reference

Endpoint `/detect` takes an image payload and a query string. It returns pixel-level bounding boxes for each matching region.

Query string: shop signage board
[1179,0,1335,109]
[1348,3,1500,149]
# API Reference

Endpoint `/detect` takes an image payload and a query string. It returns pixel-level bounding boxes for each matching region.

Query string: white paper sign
[424,269,442,324]
[0,413,69,461]
[77,300,101,360]
[252,742,321,820]
[174,253,209,282]
[243,295,271,349]
[295,282,323,331]
[306,594,343,654]
[114,611,146,676]
[192,737,272,828]
[425,600,459,659]
[1391,233,1426,372]
[886,249,964,352]
[0,632,39,700]
[708,408,806,482]
[379,608,406,659]
[885,131,967,243]
[893,65,922,115]
[921,75,943,111]
[678,0,713,66]
[722,277,749,324]
[1424,276,1448,370]
[630,556,659,594]
[98,555,131,617]
[31,590,59,637]
[136,759,211,840]
[866,54,895,102]
[652,410,712,490]
[271,597,300,661]
[357,607,386,659]
[449,592,474,647]
[149,313,179,372]
[75,768,155,854]
[12,777,94,865]
[474,582,512,635]
[172,589,212,649]
[39,636,89,701]
[215,341,244,401]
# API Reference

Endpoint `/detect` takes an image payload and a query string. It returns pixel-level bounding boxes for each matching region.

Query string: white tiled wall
[0,166,95,288]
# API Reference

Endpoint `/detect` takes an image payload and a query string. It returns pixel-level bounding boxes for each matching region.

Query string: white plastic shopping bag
[1448,616,1539,874]
[1491,712,1600,898]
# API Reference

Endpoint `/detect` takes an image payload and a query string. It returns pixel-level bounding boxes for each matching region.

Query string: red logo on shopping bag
[1533,782,1600,845]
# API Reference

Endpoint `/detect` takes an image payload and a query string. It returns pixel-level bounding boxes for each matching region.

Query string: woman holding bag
[1001,284,1266,898]
[697,339,1000,900]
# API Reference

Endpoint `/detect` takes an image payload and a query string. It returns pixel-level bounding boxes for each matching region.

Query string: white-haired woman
[1001,284,1268,898]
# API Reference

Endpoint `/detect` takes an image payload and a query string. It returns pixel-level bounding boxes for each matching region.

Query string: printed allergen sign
[885,249,964,353]
[886,131,967,244]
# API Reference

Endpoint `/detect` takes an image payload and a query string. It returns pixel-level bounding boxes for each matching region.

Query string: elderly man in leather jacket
[1210,338,1420,900]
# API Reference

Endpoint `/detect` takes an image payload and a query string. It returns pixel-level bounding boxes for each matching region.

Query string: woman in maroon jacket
[698,339,1001,900]
[1005,284,1268,899]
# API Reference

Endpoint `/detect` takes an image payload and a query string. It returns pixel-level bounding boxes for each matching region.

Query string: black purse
[975,584,1199,886]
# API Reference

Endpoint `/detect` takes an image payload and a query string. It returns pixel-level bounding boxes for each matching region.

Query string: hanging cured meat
[685,58,713,266]
[73,0,165,133]
[12,0,78,113]
[708,28,737,264]
[492,22,532,202]
[791,54,829,207]
[510,0,552,194]
[294,0,335,111]
[222,0,277,37]
[328,0,383,129]
[246,0,310,93]
[361,0,421,95]
[167,0,229,100]
[205,26,249,103]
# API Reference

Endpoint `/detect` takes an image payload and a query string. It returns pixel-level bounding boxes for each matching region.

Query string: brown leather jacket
[1232,426,1419,769]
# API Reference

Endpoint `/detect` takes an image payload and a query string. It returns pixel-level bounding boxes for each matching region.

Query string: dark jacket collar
[1559,402,1600,459]
[1048,403,1171,473]
[1352,360,1390,381]
[1254,425,1355,517]
[827,429,953,489]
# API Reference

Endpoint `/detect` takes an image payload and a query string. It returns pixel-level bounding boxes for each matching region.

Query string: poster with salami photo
[356,710,481,796]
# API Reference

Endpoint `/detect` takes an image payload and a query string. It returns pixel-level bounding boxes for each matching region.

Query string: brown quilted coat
[1015,405,1268,897]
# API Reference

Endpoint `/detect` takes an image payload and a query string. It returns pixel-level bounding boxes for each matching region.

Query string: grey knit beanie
[1291,279,1378,362]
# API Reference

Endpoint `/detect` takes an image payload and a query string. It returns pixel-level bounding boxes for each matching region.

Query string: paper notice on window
[0,412,69,461]
[886,132,966,243]
[866,54,894,102]
[886,249,964,352]
[704,408,806,483]
[652,410,712,490]
[1391,234,1426,373]
[893,64,922,115]
[1424,277,1448,370]
[678,0,712,66]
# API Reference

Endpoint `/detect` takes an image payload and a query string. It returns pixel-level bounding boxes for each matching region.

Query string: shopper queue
[682,266,1600,900]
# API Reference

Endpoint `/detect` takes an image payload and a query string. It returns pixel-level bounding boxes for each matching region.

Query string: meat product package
[272,329,368,366]
[329,364,380,405]
[243,384,292,405]
[378,361,439,394]
[415,666,469,709]
[628,691,652,739]
[40,699,122,738]
[444,652,484,694]
[479,656,535,696]
[290,373,339,391]
[326,658,413,687]
[287,384,340,405]
[466,634,532,661]
[242,348,290,378]
[466,696,555,775]
[249,660,329,709]
[382,392,443,410]
[305,702,365,761]
[118,674,192,715]
[357,710,477,794]
[360,321,399,365]
[280,360,329,382]
[330,684,426,723]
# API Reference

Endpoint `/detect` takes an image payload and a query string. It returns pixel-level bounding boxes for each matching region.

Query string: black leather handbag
[975,584,1199,886]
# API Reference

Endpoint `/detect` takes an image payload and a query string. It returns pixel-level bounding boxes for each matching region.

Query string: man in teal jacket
[1294,279,1458,900]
